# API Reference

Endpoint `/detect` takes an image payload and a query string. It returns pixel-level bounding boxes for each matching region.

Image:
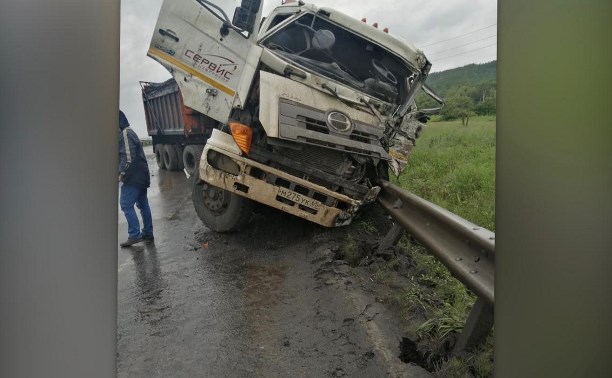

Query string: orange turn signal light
[229,122,253,155]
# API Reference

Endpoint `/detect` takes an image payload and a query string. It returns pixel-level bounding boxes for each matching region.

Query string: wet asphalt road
[117,146,430,377]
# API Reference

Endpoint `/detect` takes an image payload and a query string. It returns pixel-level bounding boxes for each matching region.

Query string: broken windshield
[262,12,414,105]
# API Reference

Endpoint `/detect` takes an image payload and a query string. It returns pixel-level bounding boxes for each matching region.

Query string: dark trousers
[120,184,153,239]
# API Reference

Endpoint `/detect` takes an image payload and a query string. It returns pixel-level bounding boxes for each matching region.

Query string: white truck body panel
[259,70,381,138]
[148,0,263,122]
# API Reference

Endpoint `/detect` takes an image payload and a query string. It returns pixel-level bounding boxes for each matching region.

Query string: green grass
[355,219,378,235]
[389,116,495,376]
[392,237,494,377]
[434,334,494,377]
[397,242,477,362]
[392,116,496,231]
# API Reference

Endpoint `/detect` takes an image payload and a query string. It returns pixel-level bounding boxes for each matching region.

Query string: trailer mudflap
[198,130,367,227]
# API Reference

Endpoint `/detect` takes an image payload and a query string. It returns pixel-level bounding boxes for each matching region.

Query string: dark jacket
[119,111,150,189]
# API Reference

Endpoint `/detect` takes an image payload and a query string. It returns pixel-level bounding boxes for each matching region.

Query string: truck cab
[148,0,443,231]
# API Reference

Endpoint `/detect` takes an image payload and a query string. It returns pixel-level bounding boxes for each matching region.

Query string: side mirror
[232,0,261,34]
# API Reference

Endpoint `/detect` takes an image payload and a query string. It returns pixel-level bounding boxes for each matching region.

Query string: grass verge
[392,116,495,231]
[390,116,495,375]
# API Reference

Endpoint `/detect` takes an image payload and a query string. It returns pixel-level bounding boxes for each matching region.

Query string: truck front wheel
[192,169,253,232]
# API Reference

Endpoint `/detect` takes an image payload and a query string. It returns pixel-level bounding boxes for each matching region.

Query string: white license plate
[277,187,322,210]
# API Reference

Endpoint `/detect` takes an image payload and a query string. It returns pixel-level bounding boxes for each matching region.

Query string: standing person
[119,110,154,247]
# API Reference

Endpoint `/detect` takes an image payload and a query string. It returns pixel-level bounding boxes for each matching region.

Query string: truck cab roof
[259,2,429,74]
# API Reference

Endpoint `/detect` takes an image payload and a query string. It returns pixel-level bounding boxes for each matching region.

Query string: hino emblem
[326,111,352,132]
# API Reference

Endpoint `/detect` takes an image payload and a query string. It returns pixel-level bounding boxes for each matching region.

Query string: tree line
[416,61,497,125]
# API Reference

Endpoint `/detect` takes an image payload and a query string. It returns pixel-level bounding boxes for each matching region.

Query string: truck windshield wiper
[322,83,379,117]
[360,97,384,123]
[321,83,339,98]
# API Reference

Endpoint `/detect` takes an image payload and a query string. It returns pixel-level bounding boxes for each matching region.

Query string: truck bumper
[198,129,374,227]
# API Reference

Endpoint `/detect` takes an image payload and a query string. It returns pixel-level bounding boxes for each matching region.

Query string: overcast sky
[120,0,497,137]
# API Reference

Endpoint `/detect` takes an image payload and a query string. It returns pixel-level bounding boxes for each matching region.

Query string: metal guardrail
[377,180,495,353]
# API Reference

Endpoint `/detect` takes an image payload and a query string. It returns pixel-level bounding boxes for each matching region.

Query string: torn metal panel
[388,113,427,176]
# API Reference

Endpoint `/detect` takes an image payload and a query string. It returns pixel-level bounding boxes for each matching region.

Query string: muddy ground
[117,147,431,377]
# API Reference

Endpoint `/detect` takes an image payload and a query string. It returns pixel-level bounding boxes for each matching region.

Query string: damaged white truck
[148,0,443,231]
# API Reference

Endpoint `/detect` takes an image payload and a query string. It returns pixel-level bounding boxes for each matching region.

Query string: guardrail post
[452,298,494,355]
[377,199,405,253]
[378,223,405,253]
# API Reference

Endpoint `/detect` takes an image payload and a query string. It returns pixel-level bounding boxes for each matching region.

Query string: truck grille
[277,144,343,173]
[278,99,389,160]
[297,116,328,134]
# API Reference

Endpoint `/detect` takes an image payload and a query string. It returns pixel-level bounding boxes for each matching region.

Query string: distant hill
[426,61,496,97]
[418,61,497,115]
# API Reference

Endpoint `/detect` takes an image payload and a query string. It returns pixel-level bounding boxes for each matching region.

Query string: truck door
[148,0,263,123]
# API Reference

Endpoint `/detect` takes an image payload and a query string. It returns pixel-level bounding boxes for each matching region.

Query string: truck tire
[173,144,184,171]
[163,144,180,171]
[192,168,253,232]
[183,145,203,176]
[155,144,166,170]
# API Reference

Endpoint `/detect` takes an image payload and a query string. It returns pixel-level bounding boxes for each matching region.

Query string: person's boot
[142,234,154,244]
[120,237,143,247]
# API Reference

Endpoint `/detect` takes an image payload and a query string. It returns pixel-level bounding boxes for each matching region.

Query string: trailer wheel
[192,168,253,232]
[155,144,166,170]
[173,144,185,171]
[183,145,203,176]
[163,144,180,171]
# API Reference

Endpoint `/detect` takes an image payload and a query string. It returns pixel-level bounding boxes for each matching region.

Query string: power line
[421,24,497,47]
[432,43,497,61]
[429,35,496,57]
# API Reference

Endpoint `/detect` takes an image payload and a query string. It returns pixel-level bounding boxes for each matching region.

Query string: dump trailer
[140,79,216,175]
[147,0,443,231]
